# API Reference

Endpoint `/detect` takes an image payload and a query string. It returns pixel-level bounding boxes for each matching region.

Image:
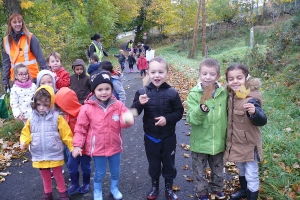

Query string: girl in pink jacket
[72,71,134,200]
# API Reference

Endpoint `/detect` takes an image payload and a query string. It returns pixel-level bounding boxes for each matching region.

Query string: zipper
[41,116,45,160]
[228,94,235,159]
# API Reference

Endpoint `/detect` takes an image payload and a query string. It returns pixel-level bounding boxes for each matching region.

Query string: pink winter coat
[137,57,148,70]
[72,93,133,157]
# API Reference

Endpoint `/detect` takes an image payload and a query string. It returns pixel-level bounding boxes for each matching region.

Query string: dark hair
[199,58,220,74]
[149,56,168,71]
[90,53,99,62]
[91,34,101,40]
[225,63,249,81]
[100,60,113,73]
[31,88,51,110]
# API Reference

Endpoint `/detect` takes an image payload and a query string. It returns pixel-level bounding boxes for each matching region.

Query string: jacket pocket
[233,109,246,124]
[233,130,248,145]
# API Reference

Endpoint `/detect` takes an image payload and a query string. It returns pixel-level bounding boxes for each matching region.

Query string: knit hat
[36,70,57,91]
[90,71,113,92]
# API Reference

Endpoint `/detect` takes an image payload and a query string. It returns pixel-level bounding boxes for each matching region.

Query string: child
[70,59,91,105]
[186,58,227,200]
[72,71,134,200]
[87,53,101,75]
[36,70,57,91]
[55,87,91,195]
[114,49,126,72]
[101,60,126,104]
[127,51,136,73]
[224,63,267,200]
[130,57,184,200]
[47,52,70,90]
[20,85,74,200]
[10,64,36,124]
[137,52,148,79]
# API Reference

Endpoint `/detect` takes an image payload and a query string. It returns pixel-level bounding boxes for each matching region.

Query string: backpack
[0,89,12,119]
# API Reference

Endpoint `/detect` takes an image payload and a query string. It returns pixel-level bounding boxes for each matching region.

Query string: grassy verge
[155,35,300,199]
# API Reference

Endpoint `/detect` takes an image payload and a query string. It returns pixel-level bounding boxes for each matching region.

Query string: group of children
[11,52,266,200]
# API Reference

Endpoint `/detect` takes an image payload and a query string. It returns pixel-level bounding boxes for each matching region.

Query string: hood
[55,87,81,117]
[35,85,55,108]
[72,59,87,77]
[36,70,57,91]
[196,81,221,91]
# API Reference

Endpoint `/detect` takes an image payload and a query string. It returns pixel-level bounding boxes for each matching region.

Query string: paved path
[0,64,195,200]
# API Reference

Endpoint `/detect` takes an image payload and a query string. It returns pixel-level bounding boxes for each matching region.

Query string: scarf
[14,79,32,88]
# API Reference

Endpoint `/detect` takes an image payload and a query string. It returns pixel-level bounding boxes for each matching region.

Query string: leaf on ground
[172,184,180,191]
[183,153,190,158]
[183,165,188,170]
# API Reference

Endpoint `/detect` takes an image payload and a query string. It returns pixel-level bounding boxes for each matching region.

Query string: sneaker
[196,193,209,200]
[214,191,225,199]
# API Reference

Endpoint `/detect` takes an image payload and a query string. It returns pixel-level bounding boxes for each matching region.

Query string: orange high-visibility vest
[3,33,39,81]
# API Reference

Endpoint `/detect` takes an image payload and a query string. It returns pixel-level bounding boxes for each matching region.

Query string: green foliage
[0,119,24,142]
[207,0,239,23]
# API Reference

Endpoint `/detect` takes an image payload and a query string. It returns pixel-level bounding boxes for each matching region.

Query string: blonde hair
[47,52,62,63]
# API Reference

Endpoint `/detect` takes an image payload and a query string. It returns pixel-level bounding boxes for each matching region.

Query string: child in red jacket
[137,52,148,79]
[72,72,134,200]
[47,52,70,90]
[55,87,91,195]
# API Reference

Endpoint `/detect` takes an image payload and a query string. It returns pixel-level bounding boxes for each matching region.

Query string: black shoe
[42,192,53,200]
[246,189,258,200]
[231,176,247,199]
[165,179,178,200]
[147,178,159,199]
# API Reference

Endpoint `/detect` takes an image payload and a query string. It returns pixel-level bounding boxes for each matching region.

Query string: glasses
[18,73,29,76]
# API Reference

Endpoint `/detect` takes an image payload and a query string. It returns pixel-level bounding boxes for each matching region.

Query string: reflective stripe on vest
[4,33,39,80]
[91,42,103,61]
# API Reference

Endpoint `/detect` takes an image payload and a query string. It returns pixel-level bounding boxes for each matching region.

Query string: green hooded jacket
[186,82,228,155]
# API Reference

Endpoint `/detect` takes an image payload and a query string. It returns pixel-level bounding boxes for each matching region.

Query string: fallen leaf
[183,153,190,158]
[235,85,250,99]
[200,84,213,104]
[292,163,300,169]
[185,132,191,136]
[172,184,180,191]
[186,177,194,182]
[183,165,188,170]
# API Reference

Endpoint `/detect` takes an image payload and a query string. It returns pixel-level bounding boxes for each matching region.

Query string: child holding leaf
[186,58,227,200]
[224,63,267,200]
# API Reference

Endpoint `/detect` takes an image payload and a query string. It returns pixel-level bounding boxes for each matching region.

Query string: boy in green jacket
[186,58,227,200]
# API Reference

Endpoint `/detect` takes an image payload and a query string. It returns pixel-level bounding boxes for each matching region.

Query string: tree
[202,0,206,57]
[2,0,21,16]
[189,0,201,58]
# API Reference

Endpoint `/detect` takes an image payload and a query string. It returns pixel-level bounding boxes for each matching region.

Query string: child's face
[199,65,220,87]
[94,83,112,102]
[74,65,84,75]
[227,69,246,91]
[48,56,62,72]
[147,61,169,88]
[90,58,96,64]
[15,67,29,83]
[36,99,50,116]
[140,54,144,57]
[40,75,53,87]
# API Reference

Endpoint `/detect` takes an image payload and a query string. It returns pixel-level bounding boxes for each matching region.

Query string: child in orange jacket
[55,87,91,195]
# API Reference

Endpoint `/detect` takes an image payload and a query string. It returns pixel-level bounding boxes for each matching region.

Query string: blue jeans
[93,152,121,183]
[68,154,91,174]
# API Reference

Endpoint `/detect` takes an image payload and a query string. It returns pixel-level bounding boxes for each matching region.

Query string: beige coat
[224,78,267,162]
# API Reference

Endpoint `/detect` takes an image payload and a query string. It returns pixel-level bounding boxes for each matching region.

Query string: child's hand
[72,147,82,158]
[154,116,166,126]
[122,111,134,125]
[139,94,149,105]
[244,103,255,116]
[200,104,209,112]
[18,115,24,120]
[20,142,26,150]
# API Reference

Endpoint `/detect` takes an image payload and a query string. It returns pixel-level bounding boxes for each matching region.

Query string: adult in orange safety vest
[2,13,48,88]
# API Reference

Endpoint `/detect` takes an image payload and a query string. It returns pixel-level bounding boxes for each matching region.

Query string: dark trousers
[140,69,146,77]
[129,64,134,69]
[68,154,91,174]
[144,134,177,180]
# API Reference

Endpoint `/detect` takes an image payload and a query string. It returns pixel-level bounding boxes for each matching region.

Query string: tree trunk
[202,0,206,57]
[262,0,266,19]
[189,0,201,58]
[3,0,21,16]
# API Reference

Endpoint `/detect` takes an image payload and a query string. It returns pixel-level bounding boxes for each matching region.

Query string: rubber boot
[146,178,159,199]
[79,173,91,194]
[42,192,53,200]
[246,189,258,200]
[58,191,69,200]
[67,172,80,195]
[110,179,123,200]
[231,176,247,199]
[164,179,178,200]
[94,182,103,200]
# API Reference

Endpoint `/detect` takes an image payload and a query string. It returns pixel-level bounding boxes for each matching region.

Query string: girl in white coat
[10,64,36,123]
